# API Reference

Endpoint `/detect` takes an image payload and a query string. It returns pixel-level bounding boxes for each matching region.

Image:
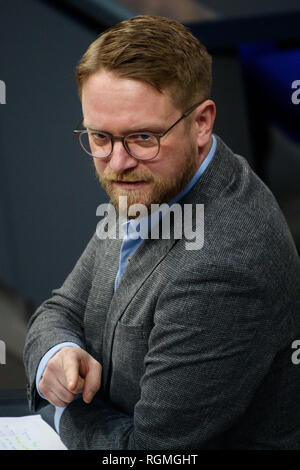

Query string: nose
[108,141,139,175]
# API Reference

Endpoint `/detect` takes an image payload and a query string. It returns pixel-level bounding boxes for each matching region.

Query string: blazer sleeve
[58,261,281,449]
[23,231,99,412]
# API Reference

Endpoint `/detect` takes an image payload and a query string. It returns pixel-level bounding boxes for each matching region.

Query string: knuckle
[40,385,52,402]
[40,370,50,387]
[58,346,76,363]
[69,346,82,357]
[38,381,46,395]
[47,357,58,373]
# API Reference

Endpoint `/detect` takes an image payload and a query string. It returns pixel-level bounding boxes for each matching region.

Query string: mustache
[100,168,153,183]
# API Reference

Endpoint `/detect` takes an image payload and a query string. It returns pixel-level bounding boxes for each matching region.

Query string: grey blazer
[23,134,300,449]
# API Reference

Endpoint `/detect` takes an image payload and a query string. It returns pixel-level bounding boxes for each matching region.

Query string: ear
[193,100,216,147]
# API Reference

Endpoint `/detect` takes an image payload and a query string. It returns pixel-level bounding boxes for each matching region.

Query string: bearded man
[24,15,300,450]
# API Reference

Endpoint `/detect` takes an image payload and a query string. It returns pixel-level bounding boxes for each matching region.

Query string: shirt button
[127,256,131,263]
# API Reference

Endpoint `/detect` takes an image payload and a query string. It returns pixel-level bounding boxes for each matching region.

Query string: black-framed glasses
[73,101,202,161]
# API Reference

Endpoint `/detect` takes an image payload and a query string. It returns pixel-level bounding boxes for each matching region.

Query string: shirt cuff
[54,405,65,433]
[54,393,81,434]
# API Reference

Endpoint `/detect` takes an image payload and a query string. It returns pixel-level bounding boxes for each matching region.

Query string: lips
[112,180,148,189]
[113,180,146,184]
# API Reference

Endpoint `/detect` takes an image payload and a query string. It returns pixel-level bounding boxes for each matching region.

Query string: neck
[196,134,213,170]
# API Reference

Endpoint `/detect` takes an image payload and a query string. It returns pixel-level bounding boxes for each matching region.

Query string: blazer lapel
[101,226,177,394]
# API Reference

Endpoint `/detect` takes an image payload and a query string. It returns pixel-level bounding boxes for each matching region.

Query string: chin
[109,191,151,215]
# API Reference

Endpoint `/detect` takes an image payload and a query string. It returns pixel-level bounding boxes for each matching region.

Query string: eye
[127,133,152,141]
[126,133,157,147]
[90,132,110,145]
[139,134,151,140]
[94,132,107,139]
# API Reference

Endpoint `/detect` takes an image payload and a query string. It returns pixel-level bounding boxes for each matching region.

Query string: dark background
[0,0,299,389]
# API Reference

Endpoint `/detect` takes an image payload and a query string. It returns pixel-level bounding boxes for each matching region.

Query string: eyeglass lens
[79,131,159,160]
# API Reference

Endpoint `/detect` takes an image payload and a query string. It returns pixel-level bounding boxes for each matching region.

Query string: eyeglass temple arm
[160,101,203,138]
[73,119,84,133]
[73,101,203,135]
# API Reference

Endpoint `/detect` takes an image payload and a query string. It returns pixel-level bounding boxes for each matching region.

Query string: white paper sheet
[0,415,67,450]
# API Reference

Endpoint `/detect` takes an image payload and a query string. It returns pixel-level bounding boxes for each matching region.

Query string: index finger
[63,355,81,392]
[82,361,102,403]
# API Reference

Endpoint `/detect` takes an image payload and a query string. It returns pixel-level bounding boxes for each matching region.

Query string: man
[23,15,300,449]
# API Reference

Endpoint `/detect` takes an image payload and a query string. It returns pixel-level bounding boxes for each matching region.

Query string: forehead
[81,70,177,129]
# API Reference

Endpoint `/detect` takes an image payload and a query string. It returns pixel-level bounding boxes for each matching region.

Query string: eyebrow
[82,121,165,134]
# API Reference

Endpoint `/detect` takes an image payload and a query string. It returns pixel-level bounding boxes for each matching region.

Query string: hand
[38,346,102,407]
